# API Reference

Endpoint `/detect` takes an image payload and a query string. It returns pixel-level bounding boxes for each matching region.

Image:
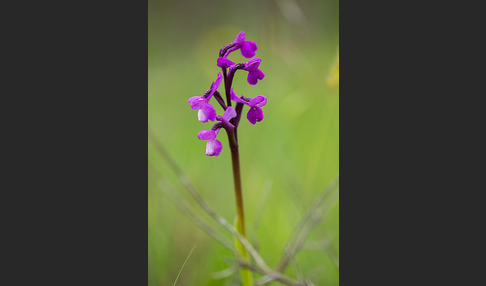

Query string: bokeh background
[148,0,339,285]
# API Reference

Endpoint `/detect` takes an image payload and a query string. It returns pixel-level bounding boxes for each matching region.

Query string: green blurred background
[148,0,339,285]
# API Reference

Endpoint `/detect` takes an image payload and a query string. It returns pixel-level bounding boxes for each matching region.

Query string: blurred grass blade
[234,216,253,286]
[172,243,198,286]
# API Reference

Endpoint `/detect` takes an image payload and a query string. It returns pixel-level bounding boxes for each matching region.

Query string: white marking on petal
[206,140,215,156]
[198,110,207,122]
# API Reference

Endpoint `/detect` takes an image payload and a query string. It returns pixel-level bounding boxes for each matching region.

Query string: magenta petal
[244,58,261,71]
[188,96,200,106]
[249,95,267,107]
[230,88,246,104]
[222,106,237,122]
[247,71,258,85]
[198,130,216,140]
[256,69,265,80]
[188,96,207,110]
[235,31,245,44]
[206,139,223,156]
[198,104,216,123]
[215,72,223,87]
[247,107,264,125]
[240,41,257,58]
[217,57,235,68]
[247,41,257,52]
[209,73,223,96]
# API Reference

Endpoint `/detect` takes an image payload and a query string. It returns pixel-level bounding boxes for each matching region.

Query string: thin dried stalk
[277,175,339,273]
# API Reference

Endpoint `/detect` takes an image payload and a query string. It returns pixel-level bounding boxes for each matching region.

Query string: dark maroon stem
[222,67,231,107]
[213,91,227,110]
[221,63,247,237]
[219,43,236,58]
[226,128,245,236]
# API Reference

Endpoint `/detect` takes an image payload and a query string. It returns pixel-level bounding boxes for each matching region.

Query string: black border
[5,1,149,284]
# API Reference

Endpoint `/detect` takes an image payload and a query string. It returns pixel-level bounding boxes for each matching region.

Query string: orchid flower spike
[188,73,223,122]
[230,89,267,125]
[197,107,237,156]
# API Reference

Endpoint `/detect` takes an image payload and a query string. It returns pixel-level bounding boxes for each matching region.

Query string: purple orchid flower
[222,31,258,59]
[243,58,265,85]
[230,89,267,125]
[234,31,258,58]
[198,106,237,156]
[217,57,265,86]
[188,73,223,123]
[197,129,222,157]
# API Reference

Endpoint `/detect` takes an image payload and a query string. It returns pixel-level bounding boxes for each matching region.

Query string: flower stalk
[188,30,266,285]
[224,65,250,285]
[226,128,245,236]
[227,127,252,285]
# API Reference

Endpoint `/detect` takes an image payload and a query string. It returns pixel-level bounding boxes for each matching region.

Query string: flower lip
[197,129,223,156]
[197,104,217,123]
[240,41,257,58]
[206,139,223,156]
[247,106,264,125]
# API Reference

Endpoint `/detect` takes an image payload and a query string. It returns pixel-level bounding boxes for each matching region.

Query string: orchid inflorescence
[188,31,267,157]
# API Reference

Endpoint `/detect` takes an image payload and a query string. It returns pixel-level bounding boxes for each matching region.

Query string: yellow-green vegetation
[327,52,339,89]
[234,216,252,286]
